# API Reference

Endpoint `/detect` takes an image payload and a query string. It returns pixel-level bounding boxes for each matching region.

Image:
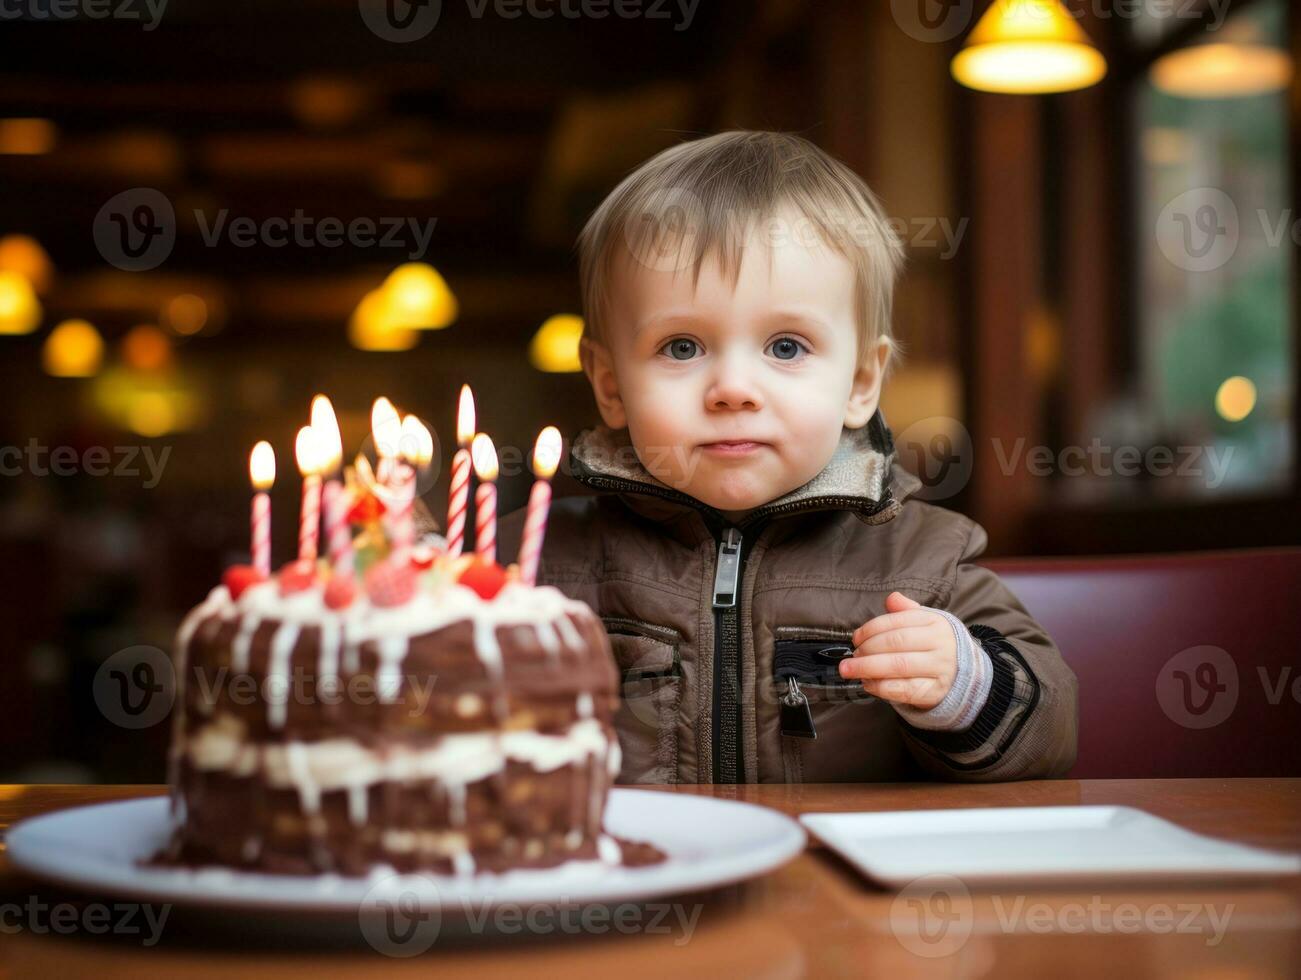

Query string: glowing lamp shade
[0,270,41,335]
[42,319,105,378]
[382,263,458,330]
[348,289,420,352]
[1152,44,1292,99]
[952,0,1107,95]
[529,314,585,373]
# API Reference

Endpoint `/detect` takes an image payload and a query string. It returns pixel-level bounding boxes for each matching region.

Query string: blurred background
[0,0,1295,780]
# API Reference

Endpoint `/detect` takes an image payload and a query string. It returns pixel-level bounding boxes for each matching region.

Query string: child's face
[585,227,886,519]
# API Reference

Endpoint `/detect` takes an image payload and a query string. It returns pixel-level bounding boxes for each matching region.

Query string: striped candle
[249,441,275,577]
[518,426,562,586]
[446,385,476,557]
[471,432,498,564]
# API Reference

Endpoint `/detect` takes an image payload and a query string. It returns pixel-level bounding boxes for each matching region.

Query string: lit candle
[249,441,275,577]
[295,425,324,562]
[471,432,498,563]
[446,384,475,557]
[312,395,351,574]
[371,396,401,486]
[390,415,433,565]
[519,426,562,587]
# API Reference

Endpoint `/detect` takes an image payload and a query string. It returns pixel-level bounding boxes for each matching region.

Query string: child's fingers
[884,591,922,613]
[854,626,939,658]
[852,610,934,645]
[839,649,943,681]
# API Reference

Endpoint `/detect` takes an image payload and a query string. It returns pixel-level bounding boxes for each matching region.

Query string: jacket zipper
[711,526,744,783]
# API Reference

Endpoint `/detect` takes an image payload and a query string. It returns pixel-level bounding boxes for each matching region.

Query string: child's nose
[705,363,763,412]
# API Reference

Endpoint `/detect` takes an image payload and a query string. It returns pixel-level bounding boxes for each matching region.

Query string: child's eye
[660,338,700,361]
[767,337,807,361]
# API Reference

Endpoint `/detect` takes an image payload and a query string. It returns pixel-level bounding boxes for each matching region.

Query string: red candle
[249,441,275,577]
[471,432,498,564]
[446,384,475,557]
[295,426,324,562]
[389,415,432,565]
[519,426,562,586]
[312,395,349,572]
[371,396,401,487]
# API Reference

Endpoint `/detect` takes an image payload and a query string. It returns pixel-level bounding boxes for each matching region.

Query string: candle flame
[401,415,434,466]
[532,425,562,480]
[310,394,343,472]
[456,384,476,447]
[250,440,276,490]
[471,432,498,481]
[371,396,401,460]
[295,425,324,477]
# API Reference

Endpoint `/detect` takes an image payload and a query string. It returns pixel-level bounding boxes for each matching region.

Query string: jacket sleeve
[896,520,1078,781]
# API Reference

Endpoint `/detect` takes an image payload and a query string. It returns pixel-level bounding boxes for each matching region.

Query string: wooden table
[1,780,1298,978]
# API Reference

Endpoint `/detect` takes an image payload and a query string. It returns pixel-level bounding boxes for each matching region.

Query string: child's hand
[838,592,958,710]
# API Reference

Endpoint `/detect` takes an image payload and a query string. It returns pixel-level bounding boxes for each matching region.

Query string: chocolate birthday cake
[159,401,662,877]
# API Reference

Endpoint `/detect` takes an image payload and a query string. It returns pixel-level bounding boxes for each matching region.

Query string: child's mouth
[700,441,765,456]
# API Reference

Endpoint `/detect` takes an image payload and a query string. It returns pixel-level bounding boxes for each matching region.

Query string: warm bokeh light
[0,235,53,293]
[1152,44,1292,99]
[348,289,420,351]
[0,270,42,335]
[951,0,1106,94]
[456,384,476,447]
[249,440,276,490]
[42,319,105,378]
[471,432,499,482]
[311,394,343,472]
[400,415,434,467]
[532,425,563,479]
[126,391,177,437]
[529,314,585,373]
[1215,376,1257,423]
[382,262,458,330]
[162,293,209,336]
[121,324,173,372]
[0,118,57,155]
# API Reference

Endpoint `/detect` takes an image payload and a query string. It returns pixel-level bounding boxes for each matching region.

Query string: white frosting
[186,715,615,790]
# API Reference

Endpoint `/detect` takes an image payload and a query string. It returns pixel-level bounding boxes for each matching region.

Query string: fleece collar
[567,410,919,530]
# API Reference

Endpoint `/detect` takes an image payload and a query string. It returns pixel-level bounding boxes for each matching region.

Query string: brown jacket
[498,413,1078,784]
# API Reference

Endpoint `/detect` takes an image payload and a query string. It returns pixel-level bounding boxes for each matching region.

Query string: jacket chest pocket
[773,631,878,739]
[602,617,682,785]
[772,628,907,783]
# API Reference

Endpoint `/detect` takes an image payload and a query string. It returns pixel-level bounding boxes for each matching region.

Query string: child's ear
[579,336,628,430]
[843,338,890,429]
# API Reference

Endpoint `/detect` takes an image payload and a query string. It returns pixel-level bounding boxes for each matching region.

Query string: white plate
[800,805,1301,887]
[7,789,805,911]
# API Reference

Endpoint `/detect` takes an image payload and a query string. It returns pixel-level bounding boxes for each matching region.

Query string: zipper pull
[780,677,817,739]
[712,527,742,608]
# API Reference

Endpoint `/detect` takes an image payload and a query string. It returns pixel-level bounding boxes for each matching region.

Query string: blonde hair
[577,130,905,368]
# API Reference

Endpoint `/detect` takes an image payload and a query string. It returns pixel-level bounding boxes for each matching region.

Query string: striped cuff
[891,607,994,733]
